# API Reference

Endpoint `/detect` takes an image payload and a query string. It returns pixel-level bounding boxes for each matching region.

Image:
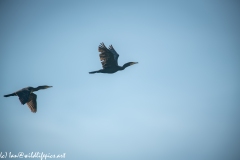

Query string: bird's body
[90,66,123,74]
[4,85,52,113]
[89,43,138,74]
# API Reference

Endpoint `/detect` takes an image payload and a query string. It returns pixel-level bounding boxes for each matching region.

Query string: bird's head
[130,62,138,65]
[42,85,53,89]
[35,85,53,90]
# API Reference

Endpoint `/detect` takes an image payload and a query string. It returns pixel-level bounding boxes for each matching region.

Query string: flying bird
[89,43,138,74]
[4,85,52,113]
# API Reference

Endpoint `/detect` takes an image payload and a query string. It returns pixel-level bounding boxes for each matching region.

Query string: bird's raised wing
[27,93,37,113]
[108,45,119,66]
[98,43,117,68]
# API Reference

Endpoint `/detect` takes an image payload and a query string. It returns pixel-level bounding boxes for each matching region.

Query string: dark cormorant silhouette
[4,85,52,113]
[89,43,138,74]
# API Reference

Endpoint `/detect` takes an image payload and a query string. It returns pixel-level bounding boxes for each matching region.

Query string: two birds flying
[4,43,138,113]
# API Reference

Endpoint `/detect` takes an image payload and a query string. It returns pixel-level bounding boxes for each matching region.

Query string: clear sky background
[0,0,240,160]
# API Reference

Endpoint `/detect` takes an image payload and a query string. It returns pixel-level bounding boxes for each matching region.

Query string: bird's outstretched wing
[98,42,117,68]
[108,45,119,66]
[27,93,37,113]
[16,89,31,105]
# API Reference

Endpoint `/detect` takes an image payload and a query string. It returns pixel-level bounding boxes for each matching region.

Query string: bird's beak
[47,86,53,88]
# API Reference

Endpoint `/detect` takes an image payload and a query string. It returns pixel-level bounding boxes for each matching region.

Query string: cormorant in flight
[4,85,52,113]
[89,43,138,74]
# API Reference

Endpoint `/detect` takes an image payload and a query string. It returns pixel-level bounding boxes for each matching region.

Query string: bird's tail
[89,70,101,74]
[4,93,16,97]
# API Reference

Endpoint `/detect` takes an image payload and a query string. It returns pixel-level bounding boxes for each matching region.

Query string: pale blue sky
[0,0,240,160]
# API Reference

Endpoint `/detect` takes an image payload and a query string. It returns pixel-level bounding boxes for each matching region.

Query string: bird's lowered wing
[27,93,37,113]
[16,90,31,105]
[98,43,117,68]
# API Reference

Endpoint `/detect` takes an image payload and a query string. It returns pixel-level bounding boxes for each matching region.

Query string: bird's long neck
[32,85,52,92]
[32,86,43,92]
[121,62,135,70]
[32,88,38,92]
[118,66,125,70]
